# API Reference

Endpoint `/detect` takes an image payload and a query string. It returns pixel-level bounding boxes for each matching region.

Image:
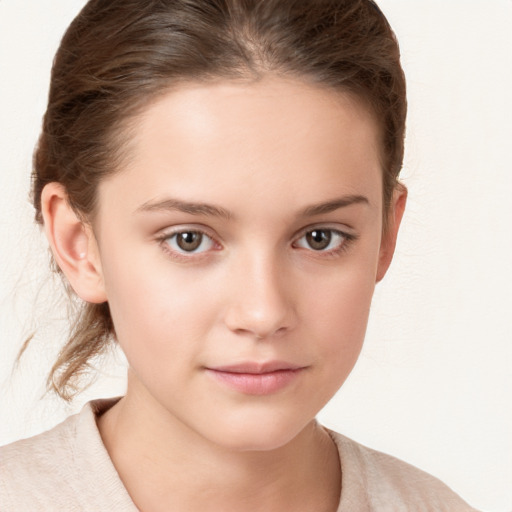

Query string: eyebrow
[299,195,370,216]
[136,198,232,219]
[135,194,369,219]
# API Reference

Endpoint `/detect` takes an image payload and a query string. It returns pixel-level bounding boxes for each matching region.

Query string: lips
[211,361,304,374]
[205,361,307,395]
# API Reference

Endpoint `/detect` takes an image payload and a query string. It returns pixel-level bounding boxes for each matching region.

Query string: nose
[223,252,297,340]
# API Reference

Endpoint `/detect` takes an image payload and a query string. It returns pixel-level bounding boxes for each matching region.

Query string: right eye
[163,230,216,254]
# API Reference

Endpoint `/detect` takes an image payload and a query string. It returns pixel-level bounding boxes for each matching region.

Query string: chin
[205,413,315,453]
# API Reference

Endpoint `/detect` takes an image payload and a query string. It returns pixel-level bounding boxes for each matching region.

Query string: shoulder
[328,430,479,512]
[0,409,81,510]
[0,398,136,512]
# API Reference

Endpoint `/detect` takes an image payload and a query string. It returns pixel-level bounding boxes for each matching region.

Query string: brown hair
[31,0,406,400]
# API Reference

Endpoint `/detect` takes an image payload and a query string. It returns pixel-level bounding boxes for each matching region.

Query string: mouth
[205,361,307,395]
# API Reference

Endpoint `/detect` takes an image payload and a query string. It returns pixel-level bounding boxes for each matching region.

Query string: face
[92,77,395,451]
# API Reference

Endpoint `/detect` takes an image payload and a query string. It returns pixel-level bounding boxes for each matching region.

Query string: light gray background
[1,1,511,510]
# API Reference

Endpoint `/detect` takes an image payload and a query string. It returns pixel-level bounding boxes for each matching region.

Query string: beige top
[0,398,478,512]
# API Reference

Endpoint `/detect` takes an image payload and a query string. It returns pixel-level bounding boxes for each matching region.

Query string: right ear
[41,182,107,304]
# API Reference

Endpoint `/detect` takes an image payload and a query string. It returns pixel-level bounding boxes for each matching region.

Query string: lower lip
[206,368,304,395]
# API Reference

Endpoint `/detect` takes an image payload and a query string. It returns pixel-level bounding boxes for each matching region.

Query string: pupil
[177,232,202,251]
[306,230,331,250]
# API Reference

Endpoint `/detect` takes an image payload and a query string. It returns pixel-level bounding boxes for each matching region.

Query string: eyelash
[293,228,356,257]
[156,226,356,261]
[157,228,220,261]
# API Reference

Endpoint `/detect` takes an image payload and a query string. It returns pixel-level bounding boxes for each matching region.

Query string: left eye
[294,229,346,252]
[164,231,215,254]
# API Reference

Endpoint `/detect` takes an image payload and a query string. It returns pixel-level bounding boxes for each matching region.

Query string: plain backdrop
[0,1,511,511]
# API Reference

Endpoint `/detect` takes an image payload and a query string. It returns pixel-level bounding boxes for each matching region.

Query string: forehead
[99,77,383,216]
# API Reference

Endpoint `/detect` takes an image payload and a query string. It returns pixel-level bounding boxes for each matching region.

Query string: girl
[0,0,481,510]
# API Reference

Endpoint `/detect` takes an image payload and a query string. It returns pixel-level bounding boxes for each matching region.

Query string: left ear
[376,183,407,282]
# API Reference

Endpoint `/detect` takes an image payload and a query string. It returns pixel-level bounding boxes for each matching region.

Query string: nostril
[232,323,291,342]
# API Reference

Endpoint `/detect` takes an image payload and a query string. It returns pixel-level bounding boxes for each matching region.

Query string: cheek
[303,256,378,368]
[99,244,217,363]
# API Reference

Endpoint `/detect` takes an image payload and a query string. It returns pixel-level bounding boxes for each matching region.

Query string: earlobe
[376,183,407,283]
[41,182,107,304]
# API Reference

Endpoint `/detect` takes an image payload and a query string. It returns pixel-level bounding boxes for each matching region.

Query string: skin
[42,77,406,512]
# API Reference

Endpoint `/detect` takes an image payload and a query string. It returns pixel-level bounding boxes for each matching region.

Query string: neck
[97,381,341,512]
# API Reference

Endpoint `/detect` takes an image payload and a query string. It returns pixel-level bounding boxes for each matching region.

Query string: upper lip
[207,361,305,374]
